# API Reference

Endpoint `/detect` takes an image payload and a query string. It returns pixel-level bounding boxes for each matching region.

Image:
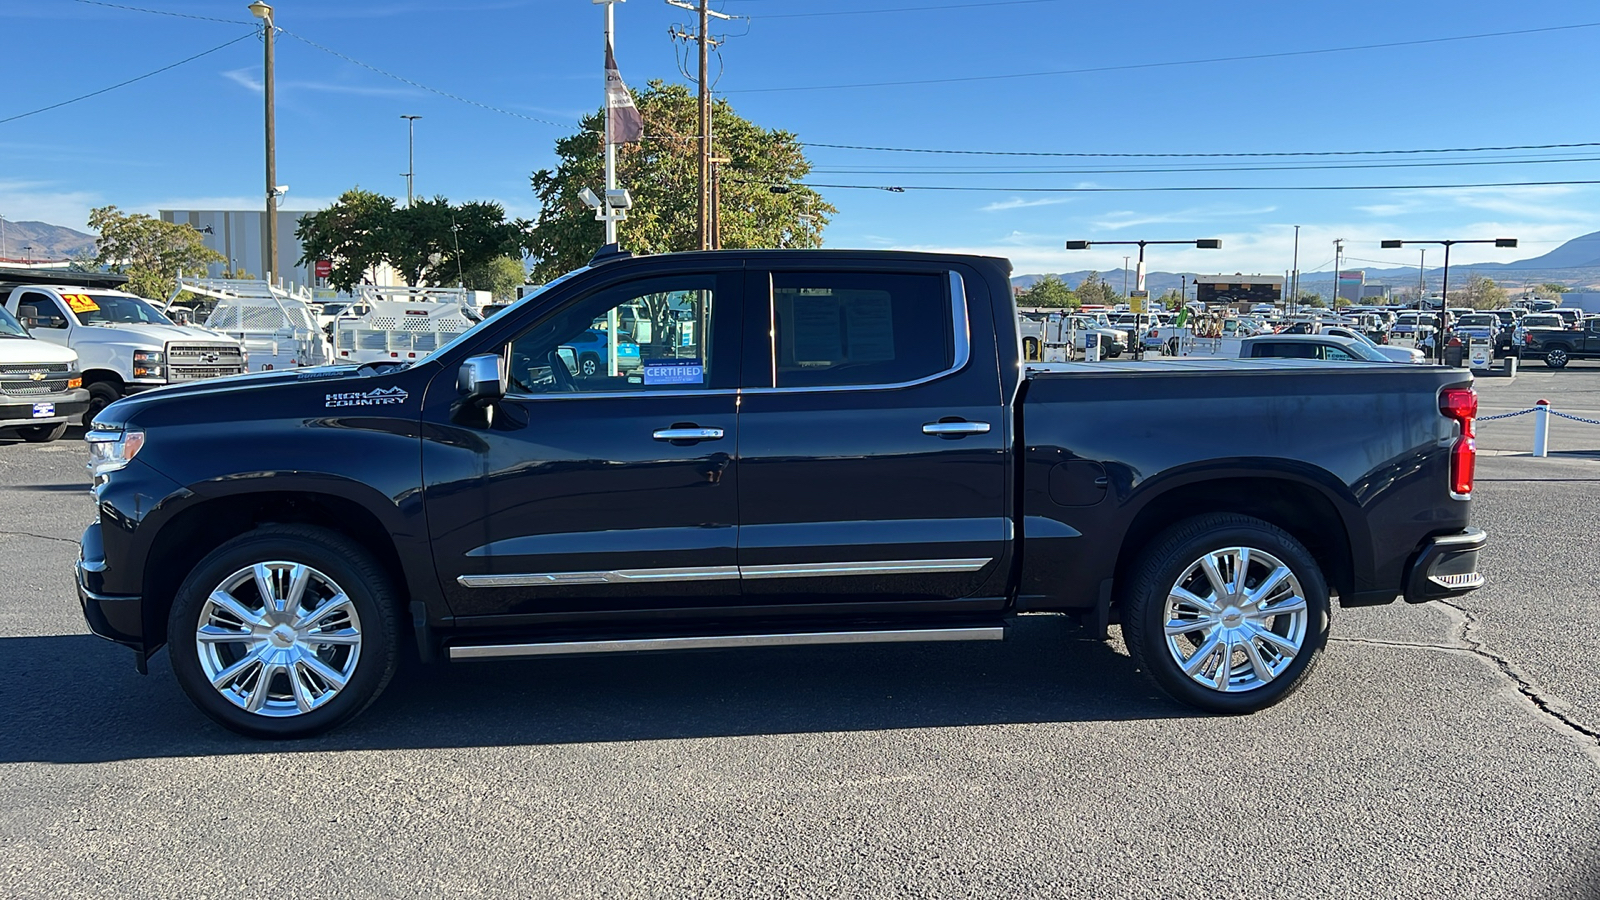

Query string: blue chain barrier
[1479,409,1537,421]
[1550,409,1600,427]
[1477,406,1600,426]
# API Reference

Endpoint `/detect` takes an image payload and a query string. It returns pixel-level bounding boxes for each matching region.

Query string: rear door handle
[922,421,991,436]
[653,427,725,441]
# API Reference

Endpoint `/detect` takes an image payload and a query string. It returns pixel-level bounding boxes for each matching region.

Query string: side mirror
[457,354,505,403]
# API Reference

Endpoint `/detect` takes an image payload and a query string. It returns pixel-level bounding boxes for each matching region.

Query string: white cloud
[980,197,1072,212]
[223,67,426,99]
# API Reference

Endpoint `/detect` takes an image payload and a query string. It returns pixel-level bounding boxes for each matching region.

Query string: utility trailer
[329,286,481,365]
[174,277,327,372]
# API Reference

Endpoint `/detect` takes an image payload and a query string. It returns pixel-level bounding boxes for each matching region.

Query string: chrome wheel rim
[1162,547,1308,693]
[195,561,362,718]
[1549,348,1568,365]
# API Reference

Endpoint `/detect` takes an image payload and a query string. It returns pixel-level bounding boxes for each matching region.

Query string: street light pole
[1382,237,1518,362]
[1065,237,1222,361]
[1290,224,1300,314]
[400,115,421,207]
[248,1,277,284]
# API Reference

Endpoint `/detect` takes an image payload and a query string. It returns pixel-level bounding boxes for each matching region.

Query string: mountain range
[1014,230,1600,295]
[0,220,96,263]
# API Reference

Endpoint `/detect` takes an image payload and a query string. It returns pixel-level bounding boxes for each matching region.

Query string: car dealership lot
[2,373,1599,899]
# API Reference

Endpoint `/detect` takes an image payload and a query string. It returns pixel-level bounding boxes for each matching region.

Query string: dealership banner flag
[605,42,644,144]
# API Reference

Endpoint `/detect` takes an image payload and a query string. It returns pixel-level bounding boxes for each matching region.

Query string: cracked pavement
[2,369,1600,899]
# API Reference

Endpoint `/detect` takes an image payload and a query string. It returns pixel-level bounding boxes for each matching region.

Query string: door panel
[422,268,743,618]
[735,266,1011,606]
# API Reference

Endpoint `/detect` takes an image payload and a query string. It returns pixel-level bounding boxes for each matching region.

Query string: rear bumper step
[448,625,1007,661]
[1404,527,1488,603]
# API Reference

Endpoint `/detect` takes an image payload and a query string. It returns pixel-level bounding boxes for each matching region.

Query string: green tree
[526,81,835,282]
[1537,282,1570,296]
[88,206,224,301]
[295,191,529,291]
[1298,291,1327,308]
[1463,274,1507,310]
[1017,274,1078,308]
[1159,289,1185,310]
[463,255,528,300]
[1074,271,1120,307]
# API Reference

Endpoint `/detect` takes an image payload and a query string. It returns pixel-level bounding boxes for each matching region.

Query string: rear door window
[761,271,953,389]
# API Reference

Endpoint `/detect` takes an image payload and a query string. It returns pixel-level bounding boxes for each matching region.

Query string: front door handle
[922,421,991,436]
[653,427,725,441]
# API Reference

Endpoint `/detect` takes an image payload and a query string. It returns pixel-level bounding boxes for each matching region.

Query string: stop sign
[314,260,332,279]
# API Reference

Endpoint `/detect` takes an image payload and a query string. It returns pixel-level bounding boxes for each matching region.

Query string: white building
[160,209,315,292]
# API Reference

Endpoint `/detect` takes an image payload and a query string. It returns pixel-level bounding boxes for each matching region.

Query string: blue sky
[3,0,1599,279]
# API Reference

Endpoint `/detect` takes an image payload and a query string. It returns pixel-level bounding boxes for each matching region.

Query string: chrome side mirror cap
[457,354,505,403]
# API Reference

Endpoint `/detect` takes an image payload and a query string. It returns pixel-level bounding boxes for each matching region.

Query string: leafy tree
[1463,274,1507,310]
[527,81,835,282]
[296,191,529,291]
[1298,291,1327,308]
[463,255,527,300]
[88,206,224,301]
[1537,282,1570,296]
[1159,289,1185,310]
[1074,271,1121,307]
[1017,274,1078,308]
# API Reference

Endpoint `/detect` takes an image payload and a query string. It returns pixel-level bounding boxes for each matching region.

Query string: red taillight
[1440,386,1477,496]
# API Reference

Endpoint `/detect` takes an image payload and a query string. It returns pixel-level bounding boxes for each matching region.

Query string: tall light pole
[1418,248,1427,303]
[1331,238,1344,309]
[1122,256,1130,297]
[0,212,6,260]
[1382,237,1518,362]
[248,1,277,284]
[400,115,421,207]
[1066,238,1222,360]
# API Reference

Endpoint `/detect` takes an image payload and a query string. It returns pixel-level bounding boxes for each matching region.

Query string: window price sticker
[642,359,704,386]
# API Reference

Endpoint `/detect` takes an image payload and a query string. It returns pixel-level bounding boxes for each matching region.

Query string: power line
[799,140,1600,159]
[0,32,254,126]
[276,29,576,129]
[727,20,1600,93]
[728,178,1600,193]
[72,0,251,25]
[750,0,1066,19]
[808,155,1600,176]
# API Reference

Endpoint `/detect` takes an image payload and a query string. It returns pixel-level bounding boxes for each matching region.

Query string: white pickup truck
[0,302,88,442]
[0,285,246,426]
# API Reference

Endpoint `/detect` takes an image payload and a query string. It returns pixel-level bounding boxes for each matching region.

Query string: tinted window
[768,272,951,388]
[506,274,718,395]
[1251,342,1316,359]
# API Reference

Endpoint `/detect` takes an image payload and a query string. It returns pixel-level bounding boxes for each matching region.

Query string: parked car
[1240,333,1401,363]
[1389,312,1437,348]
[1551,308,1586,329]
[0,302,89,442]
[1319,326,1425,363]
[1521,316,1600,368]
[78,247,1485,738]
[1451,313,1512,357]
[2,285,246,426]
[560,326,642,376]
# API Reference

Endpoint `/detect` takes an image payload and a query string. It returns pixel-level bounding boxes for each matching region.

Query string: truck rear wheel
[1123,514,1330,714]
[1545,346,1570,369]
[167,525,399,739]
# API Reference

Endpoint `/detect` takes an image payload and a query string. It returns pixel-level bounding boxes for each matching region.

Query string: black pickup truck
[1521,315,1600,368]
[77,248,1486,738]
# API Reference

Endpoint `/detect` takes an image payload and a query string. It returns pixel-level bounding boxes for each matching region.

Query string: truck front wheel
[1544,346,1570,369]
[167,525,399,739]
[1123,514,1331,714]
[83,382,121,428]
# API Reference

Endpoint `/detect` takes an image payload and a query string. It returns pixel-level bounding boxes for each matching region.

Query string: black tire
[578,353,600,377]
[83,382,121,428]
[16,422,68,442]
[167,524,399,739]
[1123,513,1331,714]
[1545,346,1570,369]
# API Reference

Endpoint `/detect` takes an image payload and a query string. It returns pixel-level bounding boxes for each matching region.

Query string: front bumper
[77,521,146,667]
[1403,527,1487,603]
[0,389,89,428]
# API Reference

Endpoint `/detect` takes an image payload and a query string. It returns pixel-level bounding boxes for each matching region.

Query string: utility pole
[1122,256,1129,297]
[1331,238,1344,309]
[1418,248,1426,303]
[1290,224,1300,314]
[400,115,421,207]
[667,0,729,250]
[248,2,277,283]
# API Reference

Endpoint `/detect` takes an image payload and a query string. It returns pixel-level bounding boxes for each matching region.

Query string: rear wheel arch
[1113,474,1358,605]
[141,491,415,655]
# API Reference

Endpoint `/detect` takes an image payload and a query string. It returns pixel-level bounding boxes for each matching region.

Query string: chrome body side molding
[457,558,993,588]
[448,626,1006,660]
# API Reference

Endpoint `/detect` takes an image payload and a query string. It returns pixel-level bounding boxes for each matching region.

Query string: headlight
[86,429,146,478]
[132,350,164,379]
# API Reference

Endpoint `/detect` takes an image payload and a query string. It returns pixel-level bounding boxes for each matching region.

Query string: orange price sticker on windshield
[62,294,99,313]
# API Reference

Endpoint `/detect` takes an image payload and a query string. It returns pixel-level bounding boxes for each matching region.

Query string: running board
[447,625,1006,661]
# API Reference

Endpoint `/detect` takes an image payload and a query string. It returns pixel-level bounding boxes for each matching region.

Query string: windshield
[430,267,588,362]
[1522,315,1562,328]
[1343,340,1390,361]
[67,293,173,326]
[1458,315,1496,327]
[0,304,28,337]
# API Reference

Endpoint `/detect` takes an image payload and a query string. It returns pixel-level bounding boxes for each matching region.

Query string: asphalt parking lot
[2,366,1599,899]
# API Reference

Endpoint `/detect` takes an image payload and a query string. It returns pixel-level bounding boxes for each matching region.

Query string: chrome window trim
[449,626,1006,660]
[458,558,993,588]
[503,388,738,401]
[745,269,971,395]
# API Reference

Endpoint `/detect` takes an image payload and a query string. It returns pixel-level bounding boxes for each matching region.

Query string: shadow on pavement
[0,616,1190,763]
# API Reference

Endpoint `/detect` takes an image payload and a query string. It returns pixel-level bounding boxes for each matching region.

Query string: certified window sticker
[325,386,409,408]
[642,358,704,386]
